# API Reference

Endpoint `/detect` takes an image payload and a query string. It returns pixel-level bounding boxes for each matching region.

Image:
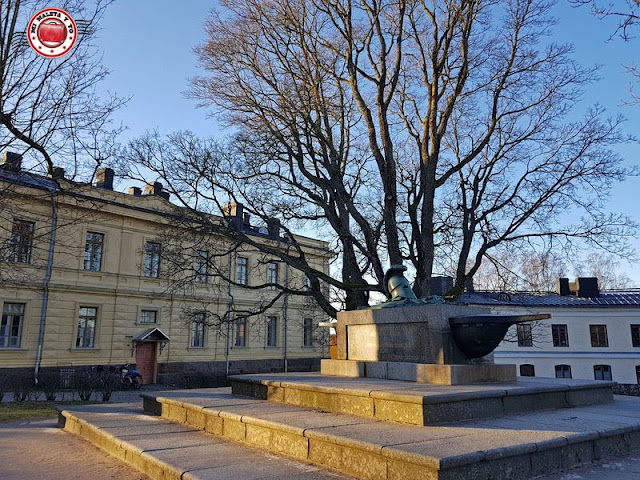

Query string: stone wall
[612,384,640,396]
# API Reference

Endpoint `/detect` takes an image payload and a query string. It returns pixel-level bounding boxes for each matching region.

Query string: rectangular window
[516,324,532,347]
[8,220,34,264]
[267,263,278,290]
[235,317,246,347]
[636,366,640,385]
[519,364,535,377]
[594,364,612,381]
[143,242,161,278]
[555,365,572,379]
[1,303,25,348]
[267,316,278,347]
[236,257,248,285]
[76,307,97,348]
[631,325,640,348]
[194,250,209,283]
[551,324,569,347]
[303,318,313,347]
[83,232,104,271]
[590,325,608,347]
[304,276,312,290]
[191,313,205,348]
[140,310,157,324]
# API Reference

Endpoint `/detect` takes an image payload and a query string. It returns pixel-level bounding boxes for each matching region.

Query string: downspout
[34,191,58,383]
[283,260,289,373]
[225,251,234,376]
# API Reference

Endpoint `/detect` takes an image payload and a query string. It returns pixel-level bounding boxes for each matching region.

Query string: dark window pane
[520,364,535,377]
[590,325,608,347]
[555,364,572,378]
[235,317,246,347]
[1,303,25,348]
[8,220,34,264]
[517,324,532,347]
[236,257,248,285]
[267,316,277,347]
[552,324,569,347]
[631,325,640,348]
[191,313,205,347]
[140,310,157,324]
[76,307,97,348]
[194,250,208,283]
[84,232,104,271]
[303,318,313,347]
[594,365,612,381]
[144,242,161,277]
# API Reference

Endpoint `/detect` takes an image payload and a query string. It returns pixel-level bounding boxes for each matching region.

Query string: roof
[132,328,171,342]
[457,290,640,308]
[0,167,59,192]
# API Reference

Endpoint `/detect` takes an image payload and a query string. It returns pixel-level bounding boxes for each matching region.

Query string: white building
[459,279,640,385]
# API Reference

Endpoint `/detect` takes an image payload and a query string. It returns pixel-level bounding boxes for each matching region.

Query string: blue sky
[92,1,640,283]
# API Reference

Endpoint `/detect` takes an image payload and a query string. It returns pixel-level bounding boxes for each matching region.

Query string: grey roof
[0,167,59,192]
[457,290,640,308]
[132,327,171,342]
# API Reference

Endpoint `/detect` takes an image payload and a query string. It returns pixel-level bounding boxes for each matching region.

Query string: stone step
[57,402,350,480]
[229,372,614,425]
[140,387,640,480]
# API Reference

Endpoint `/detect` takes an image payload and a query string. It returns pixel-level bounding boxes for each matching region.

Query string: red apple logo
[37,19,67,47]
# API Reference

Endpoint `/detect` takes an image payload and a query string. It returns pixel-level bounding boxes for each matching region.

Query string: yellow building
[0,153,331,384]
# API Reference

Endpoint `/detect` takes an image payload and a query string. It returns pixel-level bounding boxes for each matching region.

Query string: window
[267,263,278,290]
[267,316,278,347]
[590,325,608,347]
[551,324,569,347]
[519,364,535,377]
[1,303,24,348]
[143,242,161,278]
[191,313,205,348]
[636,366,640,385]
[76,307,97,348]
[194,250,209,283]
[235,317,246,347]
[303,318,313,347]
[8,220,34,263]
[83,232,104,271]
[631,325,640,348]
[304,276,312,290]
[517,324,532,347]
[140,310,157,324]
[594,364,612,381]
[555,365,572,379]
[236,257,248,285]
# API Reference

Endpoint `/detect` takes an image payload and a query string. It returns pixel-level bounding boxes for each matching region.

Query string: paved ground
[0,417,149,480]
[538,456,640,479]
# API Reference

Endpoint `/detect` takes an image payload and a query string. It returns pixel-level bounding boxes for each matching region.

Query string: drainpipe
[283,261,289,373]
[34,192,58,383]
[225,251,234,376]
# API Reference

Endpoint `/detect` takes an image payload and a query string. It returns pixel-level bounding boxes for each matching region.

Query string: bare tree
[0,0,125,177]
[576,251,632,289]
[124,0,634,315]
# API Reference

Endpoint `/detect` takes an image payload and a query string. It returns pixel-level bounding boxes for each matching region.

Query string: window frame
[7,219,35,264]
[76,306,98,349]
[519,364,535,377]
[554,364,572,379]
[303,317,314,348]
[267,262,279,290]
[234,317,247,347]
[551,324,569,347]
[266,316,278,347]
[593,364,612,381]
[0,302,25,348]
[631,325,640,348]
[143,241,161,278]
[516,323,533,347]
[590,324,609,348]
[194,250,209,284]
[83,231,105,272]
[236,257,248,285]
[140,310,158,324]
[636,366,640,385]
[190,313,206,348]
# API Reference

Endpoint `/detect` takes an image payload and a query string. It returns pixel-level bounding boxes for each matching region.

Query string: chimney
[1,152,22,172]
[223,202,244,230]
[243,212,251,227]
[266,218,280,238]
[128,186,141,196]
[143,181,170,200]
[555,278,570,296]
[575,277,599,298]
[50,166,65,180]
[96,168,114,190]
[431,276,454,296]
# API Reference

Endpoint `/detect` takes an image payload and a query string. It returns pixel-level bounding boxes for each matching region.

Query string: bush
[73,370,100,401]
[0,371,7,402]
[38,370,60,401]
[97,370,120,402]
[6,371,35,402]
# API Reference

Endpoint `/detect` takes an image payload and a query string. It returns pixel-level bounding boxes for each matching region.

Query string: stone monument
[321,265,548,385]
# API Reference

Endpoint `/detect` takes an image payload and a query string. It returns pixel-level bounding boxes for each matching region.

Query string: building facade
[0,155,331,384]
[459,280,640,385]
